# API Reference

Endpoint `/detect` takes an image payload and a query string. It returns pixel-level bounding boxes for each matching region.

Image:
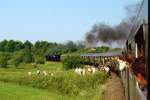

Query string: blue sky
[0,0,141,43]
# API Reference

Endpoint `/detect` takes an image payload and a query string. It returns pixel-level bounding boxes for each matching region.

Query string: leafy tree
[77,44,85,49]
[14,41,24,51]
[66,41,78,53]
[0,40,24,52]
[63,56,82,70]
[23,52,34,63]
[0,40,8,51]
[13,57,21,67]
[34,41,50,54]
[56,44,68,54]
[45,47,61,55]
[24,40,33,51]
[0,53,10,68]
[0,57,8,68]
[34,41,41,48]
[35,56,45,64]
[12,52,24,67]
[4,40,16,52]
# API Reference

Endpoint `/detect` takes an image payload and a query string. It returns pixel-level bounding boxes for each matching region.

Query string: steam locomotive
[45,54,61,62]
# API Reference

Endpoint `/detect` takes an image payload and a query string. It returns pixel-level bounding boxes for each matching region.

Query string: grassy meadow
[0,61,107,100]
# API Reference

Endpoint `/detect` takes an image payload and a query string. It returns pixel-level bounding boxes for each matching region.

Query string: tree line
[0,40,85,68]
[0,39,120,68]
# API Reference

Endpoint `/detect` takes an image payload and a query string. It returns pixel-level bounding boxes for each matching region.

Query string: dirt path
[102,72,125,100]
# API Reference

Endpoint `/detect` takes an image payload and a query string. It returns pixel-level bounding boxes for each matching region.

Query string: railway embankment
[102,72,125,100]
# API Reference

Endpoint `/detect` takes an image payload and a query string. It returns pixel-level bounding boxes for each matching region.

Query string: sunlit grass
[0,61,107,100]
[0,82,67,100]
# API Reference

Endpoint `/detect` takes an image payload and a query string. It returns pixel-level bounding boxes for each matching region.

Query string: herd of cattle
[28,57,127,80]
[28,70,54,76]
[74,64,111,77]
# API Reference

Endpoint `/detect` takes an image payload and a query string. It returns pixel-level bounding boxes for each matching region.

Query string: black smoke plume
[85,22,131,46]
[85,1,141,47]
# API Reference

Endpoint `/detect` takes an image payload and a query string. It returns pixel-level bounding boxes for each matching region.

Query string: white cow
[42,71,47,76]
[117,59,126,71]
[28,72,31,75]
[104,67,110,73]
[75,68,79,73]
[75,68,85,75]
[82,69,85,75]
[117,59,127,77]
[92,67,96,74]
[77,68,82,75]
[37,70,40,75]
[51,73,54,76]
[88,67,92,72]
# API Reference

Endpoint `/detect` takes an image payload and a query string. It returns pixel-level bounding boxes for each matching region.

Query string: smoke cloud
[85,22,131,46]
[85,1,141,47]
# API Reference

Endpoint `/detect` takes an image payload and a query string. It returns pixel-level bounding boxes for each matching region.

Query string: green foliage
[63,56,82,69]
[23,52,34,64]
[14,41,24,51]
[24,40,33,50]
[0,40,8,51]
[0,82,63,100]
[0,70,107,96]
[4,40,16,52]
[14,57,21,67]
[46,47,61,55]
[95,46,110,52]
[0,53,9,68]
[12,54,23,67]
[0,62,107,99]
[66,41,78,53]
[0,40,84,61]
[0,57,8,68]
[0,40,24,52]
[0,39,120,69]
[35,41,49,50]
[35,56,45,64]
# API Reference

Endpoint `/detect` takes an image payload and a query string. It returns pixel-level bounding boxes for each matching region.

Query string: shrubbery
[35,56,45,64]
[0,71,107,96]
[13,57,21,67]
[23,52,34,63]
[63,56,83,69]
[12,52,24,67]
[0,53,10,68]
[0,56,8,68]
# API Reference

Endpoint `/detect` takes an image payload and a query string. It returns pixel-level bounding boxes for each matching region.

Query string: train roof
[80,50,122,57]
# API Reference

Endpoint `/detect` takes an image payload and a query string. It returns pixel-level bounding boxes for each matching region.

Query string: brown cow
[131,56,147,91]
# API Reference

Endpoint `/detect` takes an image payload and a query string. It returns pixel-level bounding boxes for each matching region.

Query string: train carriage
[119,0,148,99]
[80,0,148,99]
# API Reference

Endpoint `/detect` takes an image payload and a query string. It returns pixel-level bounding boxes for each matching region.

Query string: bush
[63,56,83,69]
[35,56,45,64]
[23,53,34,63]
[0,56,8,68]
[0,53,10,68]
[0,71,107,96]
[13,56,22,67]
[12,53,24,67]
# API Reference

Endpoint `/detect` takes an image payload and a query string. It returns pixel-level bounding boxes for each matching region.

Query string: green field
[0,82,65,100]
[0,62,107,100]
